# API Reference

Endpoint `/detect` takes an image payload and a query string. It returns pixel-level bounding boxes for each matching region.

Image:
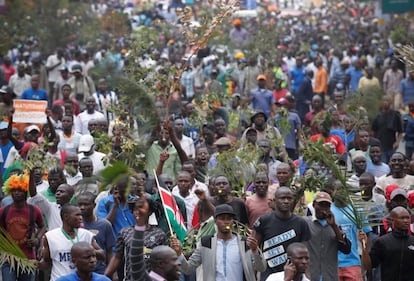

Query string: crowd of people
[1,0,414,281]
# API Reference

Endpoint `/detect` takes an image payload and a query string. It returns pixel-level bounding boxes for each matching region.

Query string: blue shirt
[366,160,390,178]
[330,129,346,146]
[82,218,116,274]
[250,88,275,117]
[21,88,48,101]
[216,235,243,281]
[331,204,371,267]
[276,111,301,150]
[0,141,13,173]
[56,272,110,281]
[290,66,305,93]
[400,78,414,106]
[96,195,135,238]
[346,67,363,93]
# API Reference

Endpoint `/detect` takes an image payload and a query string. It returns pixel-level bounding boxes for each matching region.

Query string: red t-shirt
[273,89,288,101]
[53,99,81,116]
[310,134,346,155]
[2,65,15,83]
[0,204,44,259]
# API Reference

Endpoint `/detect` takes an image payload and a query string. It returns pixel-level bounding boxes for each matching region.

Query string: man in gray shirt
[304,192,351,281]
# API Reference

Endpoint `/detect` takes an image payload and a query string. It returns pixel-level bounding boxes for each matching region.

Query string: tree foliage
[0,0,100,54]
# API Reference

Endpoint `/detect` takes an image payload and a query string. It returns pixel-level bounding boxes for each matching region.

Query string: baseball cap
[390,189,408,200]
[78,135,95,153]
[257,74,267,81]
[233,18,242,26]
[214,204,236,218]
[0,122,8,130]
[385,184,399,202]
[71,64,83,73]
[250,111,268,123]
[314,192,333,204]
[25,125,40,133]
[245,127,257,134]
[214,137,232,146]
[0,86,16,97]
[234,52,245,60]
[408,191,414,207]
[351,150,366,162]
[277,97,289,105]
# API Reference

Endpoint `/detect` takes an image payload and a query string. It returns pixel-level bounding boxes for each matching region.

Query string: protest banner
[13,100,47,124]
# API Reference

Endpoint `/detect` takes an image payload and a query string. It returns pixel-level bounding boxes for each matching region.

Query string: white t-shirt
[78,151,106,175]
[75,111,105,135]
[27,194,62,231]
[46,228,95,281]
[171,190,198,230]
[45,54,65,82]
[266,272,310,281]
[179,135,195,159]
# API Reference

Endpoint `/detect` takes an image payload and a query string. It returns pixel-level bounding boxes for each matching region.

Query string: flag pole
[153,170,175,237]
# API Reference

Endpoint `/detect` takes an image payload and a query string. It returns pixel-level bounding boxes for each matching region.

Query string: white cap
[78,135,95,153]
[24,125,40,133]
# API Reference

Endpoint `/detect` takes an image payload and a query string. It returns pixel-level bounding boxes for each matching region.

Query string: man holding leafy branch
[0,173,46,281]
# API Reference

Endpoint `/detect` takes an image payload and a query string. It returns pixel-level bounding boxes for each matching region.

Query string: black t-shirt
[372,110,402,150]
[253,213,311,281]
[370,231,414,281]
[212,198,250,226]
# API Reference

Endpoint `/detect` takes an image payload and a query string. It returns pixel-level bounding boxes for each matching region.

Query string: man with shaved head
[266,242,310,281]
[56,242,110,281]
[129,202,181,281]
[360,206,414,281]
[253,186,311,280]
[39,204,105,281]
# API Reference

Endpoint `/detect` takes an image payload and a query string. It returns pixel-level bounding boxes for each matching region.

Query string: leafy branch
[0,228,36,275]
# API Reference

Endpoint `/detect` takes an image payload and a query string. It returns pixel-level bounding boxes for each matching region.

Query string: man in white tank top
[38,204,105,281]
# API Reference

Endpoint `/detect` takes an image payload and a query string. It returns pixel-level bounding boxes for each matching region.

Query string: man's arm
[246,235,266,272]
[96,195,119,225]
[326,211,351,254]
[37,236,52,271]
[167,121,188,165]
[104,252,121,278]
[29,169,37,198]
[6,113,20,150]
[91,238,105,261]
[194,190,215,223]
[45,114,57,142]
[171,236,202,275]
[130,226,151,281]
[358,230,372,270]
[156,151,168,176]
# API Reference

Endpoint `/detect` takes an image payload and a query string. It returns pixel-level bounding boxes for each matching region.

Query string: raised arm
[166,121,188,164]
[7,112,20,150]
[29,169,37,198]
[130,210,152,281]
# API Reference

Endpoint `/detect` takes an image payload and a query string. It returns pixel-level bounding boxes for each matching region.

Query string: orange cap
[233,18,242,26]
[257,74,267,81]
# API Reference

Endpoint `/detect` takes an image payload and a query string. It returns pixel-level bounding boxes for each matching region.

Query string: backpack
[1,204,35,237]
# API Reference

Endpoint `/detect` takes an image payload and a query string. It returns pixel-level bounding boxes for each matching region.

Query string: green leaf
[0,227,36,275]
